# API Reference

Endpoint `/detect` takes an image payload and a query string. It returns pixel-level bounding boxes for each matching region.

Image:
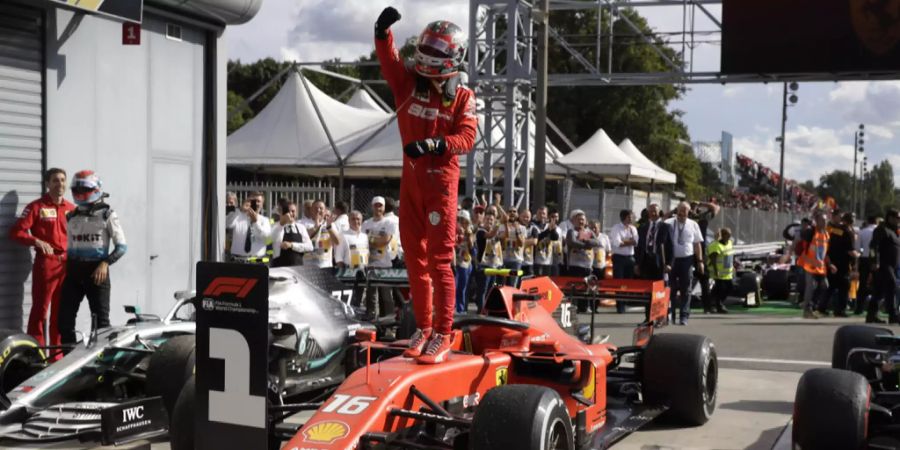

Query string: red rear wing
[551,277,670,345]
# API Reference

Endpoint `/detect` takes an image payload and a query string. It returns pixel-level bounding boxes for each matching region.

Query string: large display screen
[722,0,900,74]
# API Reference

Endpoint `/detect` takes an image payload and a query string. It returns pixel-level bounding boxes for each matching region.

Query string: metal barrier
[707,208,800,246]
[227,181,335,216]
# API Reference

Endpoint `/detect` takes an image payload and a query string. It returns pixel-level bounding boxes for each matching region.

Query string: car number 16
[322,394,377,415]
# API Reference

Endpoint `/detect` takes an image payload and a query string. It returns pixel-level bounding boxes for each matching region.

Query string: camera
[250,199,260,211]
[226,205,236,214]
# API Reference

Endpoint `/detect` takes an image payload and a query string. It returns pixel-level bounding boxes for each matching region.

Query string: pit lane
[5,305,860,450]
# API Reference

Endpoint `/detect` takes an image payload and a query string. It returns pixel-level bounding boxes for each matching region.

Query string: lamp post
[860,156,868,218]
[852,124,864,216]
[777,82,799,210]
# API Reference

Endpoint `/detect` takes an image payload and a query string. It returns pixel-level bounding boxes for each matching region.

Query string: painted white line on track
[718,356,829,366]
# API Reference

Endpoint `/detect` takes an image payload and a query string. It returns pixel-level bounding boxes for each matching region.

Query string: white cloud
[828,82,867,103]
[722,85,743,98]
[828,81,900,127]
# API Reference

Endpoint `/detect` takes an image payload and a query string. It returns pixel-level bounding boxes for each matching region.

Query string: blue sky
[228,0,900,184]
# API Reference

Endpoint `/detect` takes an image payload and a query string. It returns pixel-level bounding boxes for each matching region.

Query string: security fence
[226,181,403,217]
[707,207,799,245]
[227,181,335,216]
[346,185,400,215]
[569,187,797,245]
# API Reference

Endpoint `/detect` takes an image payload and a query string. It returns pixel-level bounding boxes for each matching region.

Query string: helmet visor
[72,186,95,195]
[419,36,452,58]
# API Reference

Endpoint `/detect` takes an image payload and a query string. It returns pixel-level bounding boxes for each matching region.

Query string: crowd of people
[790,207,900,324]
[224,189,733,326]
[731,153,817,212]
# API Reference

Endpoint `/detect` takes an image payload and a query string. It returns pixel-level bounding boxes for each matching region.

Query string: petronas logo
[302,421,349,443]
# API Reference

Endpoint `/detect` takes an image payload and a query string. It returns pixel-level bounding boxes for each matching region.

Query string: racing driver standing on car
[375,7,477,364]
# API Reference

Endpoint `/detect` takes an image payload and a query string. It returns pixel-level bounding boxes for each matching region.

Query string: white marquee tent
[346,88,389,113]
[227,70,564,178]
[618,138,677,184]
[548,128,671,184]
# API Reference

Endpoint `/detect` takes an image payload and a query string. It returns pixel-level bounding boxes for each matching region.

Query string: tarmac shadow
[745,424,790,450]
[720,400,793,415]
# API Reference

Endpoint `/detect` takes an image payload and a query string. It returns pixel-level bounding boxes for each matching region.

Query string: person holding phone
[272,200,313,267]
[225,191,272,264]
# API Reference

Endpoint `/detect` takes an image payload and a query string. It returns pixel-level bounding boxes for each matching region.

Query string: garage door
[0,2,44,330]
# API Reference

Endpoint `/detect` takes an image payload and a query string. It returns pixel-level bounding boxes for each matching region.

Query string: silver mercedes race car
[0,266,383,445]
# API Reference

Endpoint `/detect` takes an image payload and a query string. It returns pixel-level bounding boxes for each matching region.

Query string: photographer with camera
[225,191,272,264]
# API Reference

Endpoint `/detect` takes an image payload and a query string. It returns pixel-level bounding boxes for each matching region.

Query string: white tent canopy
[618,138,677,184]
[346,88,389,113]
[548,128,660,183]
[227,71,391,168]
[228,70,564,177]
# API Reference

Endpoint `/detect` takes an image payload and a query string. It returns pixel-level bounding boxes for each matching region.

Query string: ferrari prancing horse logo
[495,366,508,386]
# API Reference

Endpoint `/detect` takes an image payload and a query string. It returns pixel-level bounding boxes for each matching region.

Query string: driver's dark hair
[45,167,66,182]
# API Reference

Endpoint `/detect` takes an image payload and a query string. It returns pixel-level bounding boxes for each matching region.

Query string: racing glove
[403,138,447,159]
[375,7,401,40]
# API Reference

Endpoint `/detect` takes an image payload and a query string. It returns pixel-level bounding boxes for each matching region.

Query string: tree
[862,160,896,217]
[544,8,704,197]
[815,160,896,217]
[817,170,854,211]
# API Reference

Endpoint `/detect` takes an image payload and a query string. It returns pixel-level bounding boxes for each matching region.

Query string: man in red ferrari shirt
[9,168,75,347]
[375,7,478,364]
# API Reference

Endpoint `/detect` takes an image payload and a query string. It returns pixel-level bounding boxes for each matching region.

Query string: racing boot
[417,333,452,364]
[403,328,432,358]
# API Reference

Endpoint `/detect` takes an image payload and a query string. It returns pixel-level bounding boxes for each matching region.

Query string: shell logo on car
[302,421,349,444]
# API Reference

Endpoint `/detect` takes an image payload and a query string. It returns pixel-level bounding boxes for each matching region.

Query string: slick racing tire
[641,333,718,425]
[832,325,892,379]
[471,384,574,450]
[146,334,195,416]
[0,330,45,393]
[737,272,762,307]
[761,269,791,300]
[169,375,194,450]
[793,368,868,450]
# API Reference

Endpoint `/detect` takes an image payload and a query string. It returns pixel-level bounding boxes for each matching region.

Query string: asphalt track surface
[6,302,885,449]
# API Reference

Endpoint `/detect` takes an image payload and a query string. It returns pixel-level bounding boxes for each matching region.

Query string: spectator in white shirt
[302,199,340,269]
[664,201,705,325]
[225,191,272,263]
[336,211,369,308]
[549,209,565,276]
[272,201,313,267]
[590,220,612,279]
[332,201,350,233]
[609,209,638,280]
[362,196,398,318]
[566,211,601,312]
[498,207,528,286]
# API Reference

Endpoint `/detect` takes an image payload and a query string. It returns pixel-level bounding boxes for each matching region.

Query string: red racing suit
[8,194,75,346]
[376,29,478,334]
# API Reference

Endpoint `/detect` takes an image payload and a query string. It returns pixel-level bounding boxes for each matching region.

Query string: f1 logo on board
[203,277,258,298]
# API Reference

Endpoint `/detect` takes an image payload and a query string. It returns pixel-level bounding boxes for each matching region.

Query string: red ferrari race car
[174,273,718,450]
